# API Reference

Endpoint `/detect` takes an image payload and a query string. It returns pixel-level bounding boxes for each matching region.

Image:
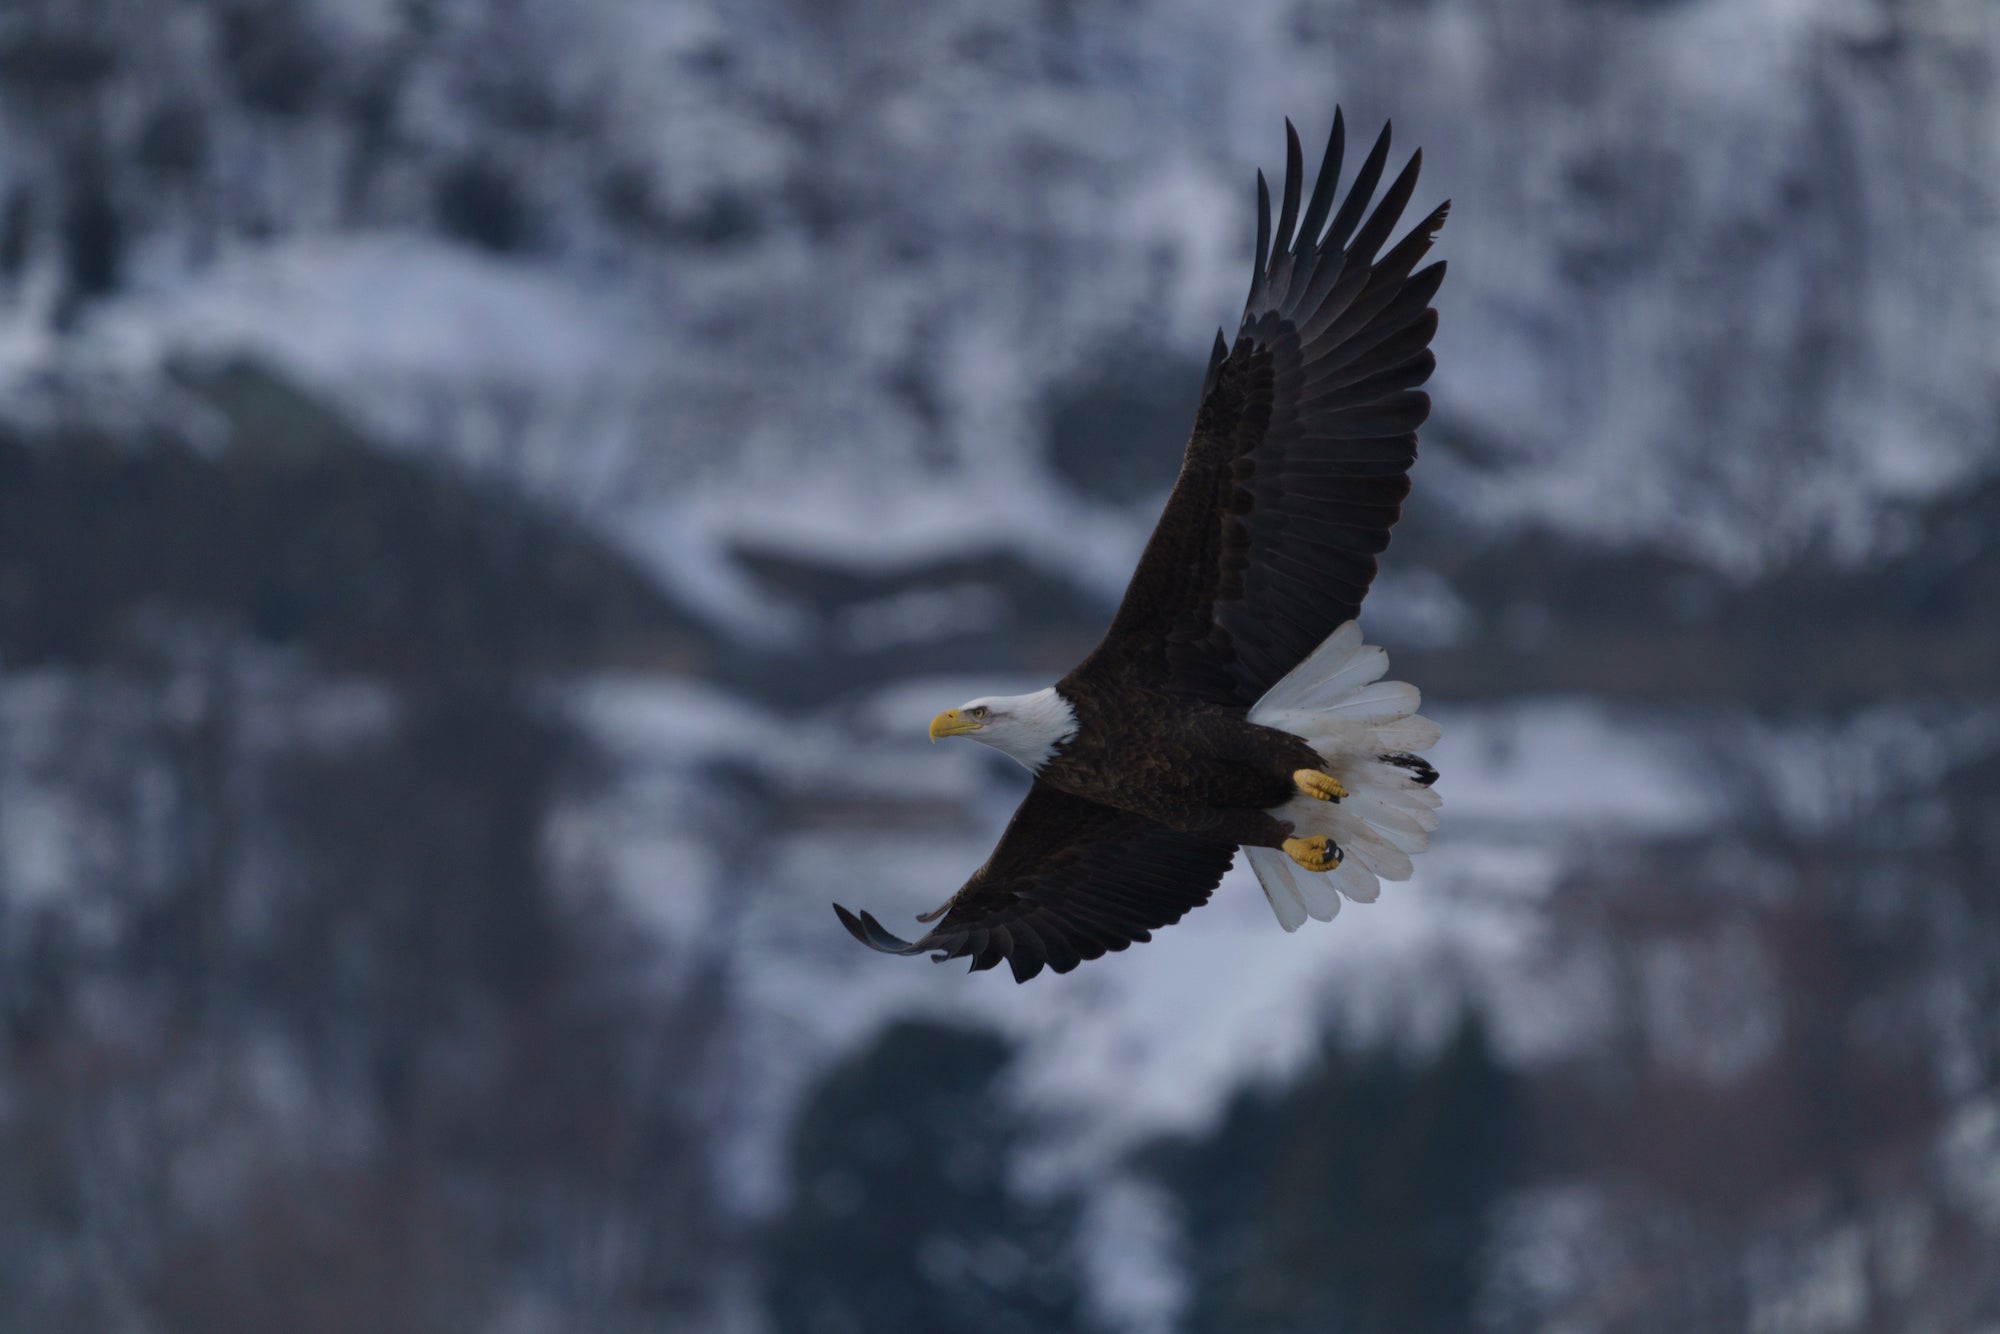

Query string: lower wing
[834,781,1236,983]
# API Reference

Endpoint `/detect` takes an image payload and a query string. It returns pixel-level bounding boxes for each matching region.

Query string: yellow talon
[1282,835,1342,872]
[1294,769,1347,802]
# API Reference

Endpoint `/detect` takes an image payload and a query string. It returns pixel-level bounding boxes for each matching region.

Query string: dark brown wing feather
[1072,110,1448,707]
[833,782,1236,983]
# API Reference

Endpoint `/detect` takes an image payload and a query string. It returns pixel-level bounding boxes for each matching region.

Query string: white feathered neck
[965,687,1078,772]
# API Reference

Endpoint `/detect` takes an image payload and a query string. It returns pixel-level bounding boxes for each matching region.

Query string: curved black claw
[1283,835,1343,872]
[1380,751,1439,787]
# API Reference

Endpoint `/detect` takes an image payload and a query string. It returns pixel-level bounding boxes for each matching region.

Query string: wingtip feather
[1248,169,1273,307]
[1274,121,1304,258]
[1202,327,1230,395]
[833,904,929,955]
[1297,108,1345,247]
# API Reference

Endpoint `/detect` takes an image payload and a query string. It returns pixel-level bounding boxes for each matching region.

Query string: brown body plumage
[1038,685,1314,848]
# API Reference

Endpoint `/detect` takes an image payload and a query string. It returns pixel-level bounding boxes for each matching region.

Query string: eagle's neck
[986,687,1078,773]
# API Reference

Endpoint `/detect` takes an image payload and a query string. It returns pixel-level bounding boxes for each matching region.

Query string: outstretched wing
[1072,111,1448,707]
[833,782,1236,983]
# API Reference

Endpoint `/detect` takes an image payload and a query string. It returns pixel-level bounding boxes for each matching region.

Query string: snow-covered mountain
[3,1,1998,1330]
[5,0,1996,589]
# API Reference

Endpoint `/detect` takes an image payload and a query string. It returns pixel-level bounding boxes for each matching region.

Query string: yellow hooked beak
[929,708,983,742]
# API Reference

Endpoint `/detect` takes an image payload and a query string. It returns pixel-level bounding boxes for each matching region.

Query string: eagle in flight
[835,111,1447,982]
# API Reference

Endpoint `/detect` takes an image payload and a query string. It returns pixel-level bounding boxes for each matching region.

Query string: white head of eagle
[930,687,1078,772]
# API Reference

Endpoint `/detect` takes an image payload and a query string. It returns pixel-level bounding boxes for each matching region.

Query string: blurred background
[2,0,1998,1330]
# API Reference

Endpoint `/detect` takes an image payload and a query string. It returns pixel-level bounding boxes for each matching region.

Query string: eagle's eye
[970,706,989,719]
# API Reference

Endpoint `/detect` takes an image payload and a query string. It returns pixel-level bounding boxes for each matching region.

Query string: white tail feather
[1332,856,1381,904]
[1243,621,1441,930]
[1245,846,1340,930]
[1245,847,1309,931]
[1367,715,1444,752]
[1288,643,1387,706]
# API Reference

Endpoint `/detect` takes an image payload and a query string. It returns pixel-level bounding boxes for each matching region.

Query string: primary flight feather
[835,111,1447,982]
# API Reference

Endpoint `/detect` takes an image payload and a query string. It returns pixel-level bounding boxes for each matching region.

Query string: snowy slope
[2,0,1994,607]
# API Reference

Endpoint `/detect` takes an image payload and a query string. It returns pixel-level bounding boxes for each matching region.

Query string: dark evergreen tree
[60,167,120,300]
[1150,1016,1517,1334]
[436,155,530,254]
[766,1021,1094,1334]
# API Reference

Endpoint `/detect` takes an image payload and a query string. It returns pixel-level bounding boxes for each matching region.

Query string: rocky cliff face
[2,2,1997,1331]
[4,0,1995,575]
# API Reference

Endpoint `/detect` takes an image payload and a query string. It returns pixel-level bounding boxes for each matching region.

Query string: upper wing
[833,781,1236,983]
[1072,111,1448,707]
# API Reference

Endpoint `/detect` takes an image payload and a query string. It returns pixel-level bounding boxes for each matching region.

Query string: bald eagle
[835,111,1447,982]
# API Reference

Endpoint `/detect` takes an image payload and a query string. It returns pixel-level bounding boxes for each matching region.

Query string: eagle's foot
[1293,769,1347,802]
[1282,835,1342,872]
